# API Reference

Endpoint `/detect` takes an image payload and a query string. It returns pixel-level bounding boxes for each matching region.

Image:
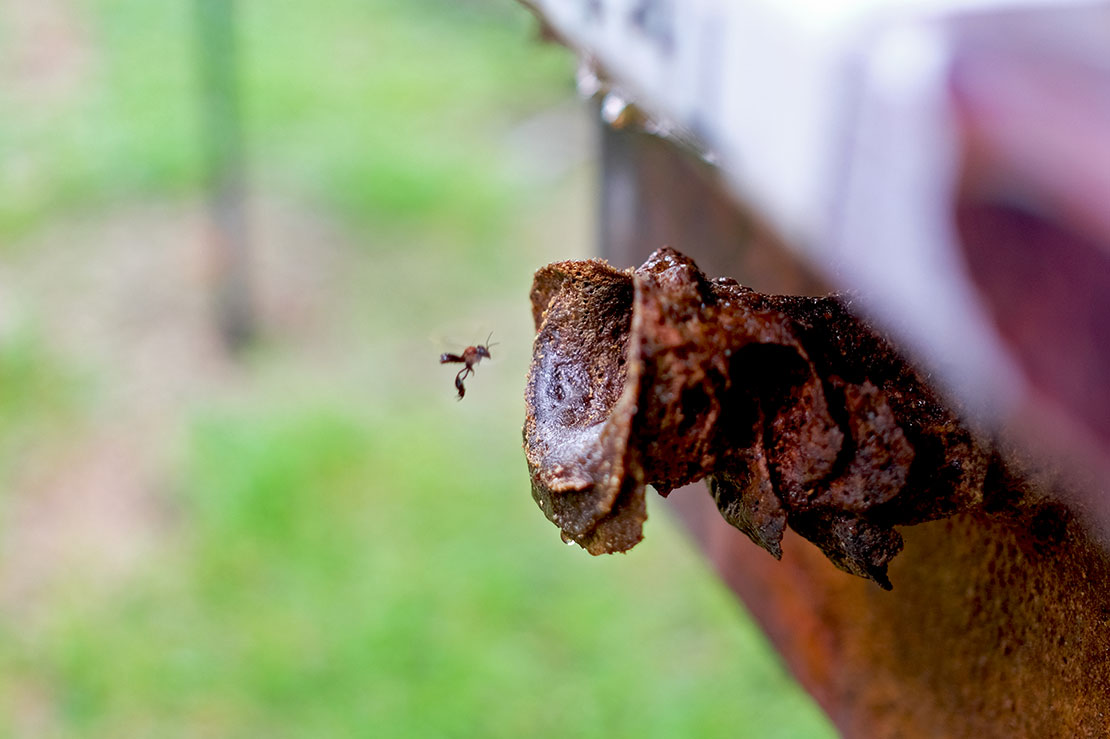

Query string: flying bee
[440,332,497,400]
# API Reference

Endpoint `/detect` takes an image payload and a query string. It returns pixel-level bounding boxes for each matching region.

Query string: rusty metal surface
[673,498,1110,737]
[591,125,1110,735]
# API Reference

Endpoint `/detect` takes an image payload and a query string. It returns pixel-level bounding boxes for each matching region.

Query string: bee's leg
[440,353,463,364]
[455,368,471,399]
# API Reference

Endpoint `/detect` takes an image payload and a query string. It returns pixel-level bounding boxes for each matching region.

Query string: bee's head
[479,332,497,359]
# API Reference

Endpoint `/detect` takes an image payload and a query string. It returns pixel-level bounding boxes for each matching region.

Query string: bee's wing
[431,329,496,354]
[430,332,467,351]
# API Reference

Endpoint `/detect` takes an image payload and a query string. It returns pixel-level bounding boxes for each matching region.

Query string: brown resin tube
[524,248,1006,589]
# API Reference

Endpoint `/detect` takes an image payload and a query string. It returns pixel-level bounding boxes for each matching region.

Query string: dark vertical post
[195,0,253,352]
[597,116,640,267]
[596,119,822,295]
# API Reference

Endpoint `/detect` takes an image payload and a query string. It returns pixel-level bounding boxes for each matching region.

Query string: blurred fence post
[195,0,253,352]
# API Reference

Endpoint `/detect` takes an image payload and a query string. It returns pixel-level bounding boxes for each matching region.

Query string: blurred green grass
[1,0,572,244]
[16,400,833,738]
[0,0,836,736]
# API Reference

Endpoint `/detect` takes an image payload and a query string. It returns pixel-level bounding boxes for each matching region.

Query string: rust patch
[524,248,1014,589]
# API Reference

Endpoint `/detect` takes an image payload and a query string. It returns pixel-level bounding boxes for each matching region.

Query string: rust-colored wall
[669,490,1110,736]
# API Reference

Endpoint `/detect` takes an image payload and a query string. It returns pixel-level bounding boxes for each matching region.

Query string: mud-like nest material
[524,248,999,589]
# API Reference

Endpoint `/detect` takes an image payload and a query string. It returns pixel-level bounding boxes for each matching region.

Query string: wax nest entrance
[523,248,1033,589]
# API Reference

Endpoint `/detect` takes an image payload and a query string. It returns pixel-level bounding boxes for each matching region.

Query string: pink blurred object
[950,38,1110,495]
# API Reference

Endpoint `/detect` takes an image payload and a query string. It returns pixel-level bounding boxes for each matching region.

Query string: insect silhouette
[440,333,497,400]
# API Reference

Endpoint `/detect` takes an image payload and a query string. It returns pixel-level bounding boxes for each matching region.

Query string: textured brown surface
[523,248,1031,589]
[670,493,1110,737]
